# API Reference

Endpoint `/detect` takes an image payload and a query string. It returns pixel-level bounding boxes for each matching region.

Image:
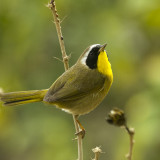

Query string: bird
[0,44,113,137]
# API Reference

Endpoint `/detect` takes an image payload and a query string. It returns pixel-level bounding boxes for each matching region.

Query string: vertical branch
[73,115,83,160]
[125,127,135,160]
[48,0,69,71]
[47,1,83,160]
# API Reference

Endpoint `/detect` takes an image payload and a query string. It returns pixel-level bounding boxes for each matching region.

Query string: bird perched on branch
[0,44,113,137]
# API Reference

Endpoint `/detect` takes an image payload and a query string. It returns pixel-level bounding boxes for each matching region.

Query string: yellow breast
[97,51,113,81]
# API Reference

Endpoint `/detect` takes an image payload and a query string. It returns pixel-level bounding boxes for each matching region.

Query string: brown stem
[47,1,83,160]
[125,126,135,160]
[48,0,69,71]
[73,115,83,160]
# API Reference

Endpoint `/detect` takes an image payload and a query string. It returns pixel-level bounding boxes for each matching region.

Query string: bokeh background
[0,0,160,160]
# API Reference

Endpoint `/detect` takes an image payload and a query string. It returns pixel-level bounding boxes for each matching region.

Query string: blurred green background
[0,0,160,160]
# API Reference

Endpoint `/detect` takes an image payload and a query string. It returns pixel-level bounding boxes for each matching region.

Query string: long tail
[0,89,48,106]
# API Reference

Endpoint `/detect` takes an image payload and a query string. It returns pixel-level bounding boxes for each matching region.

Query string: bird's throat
[97,51,113,80]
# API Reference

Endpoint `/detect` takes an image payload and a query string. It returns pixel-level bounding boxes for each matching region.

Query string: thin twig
[73,115,83,160]
[60,15,68,24]
[48,0,69,71]
[125,126,135,160]
[47,1,83,160]
[53,56,63,63]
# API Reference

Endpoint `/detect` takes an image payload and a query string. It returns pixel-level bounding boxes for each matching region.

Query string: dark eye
[90,51,94,55]
[89,47,99,55]
[92,48,98,52]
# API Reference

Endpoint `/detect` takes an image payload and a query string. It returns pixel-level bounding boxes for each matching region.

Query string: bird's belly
[53,77,112,115]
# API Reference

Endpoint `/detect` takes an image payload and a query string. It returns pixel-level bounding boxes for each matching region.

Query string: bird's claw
[75,129,85,139]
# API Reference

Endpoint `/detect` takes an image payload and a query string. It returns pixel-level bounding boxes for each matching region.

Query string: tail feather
[0,89,48,106]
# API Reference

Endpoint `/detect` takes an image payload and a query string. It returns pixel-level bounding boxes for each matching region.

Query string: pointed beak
[99,43,107,52]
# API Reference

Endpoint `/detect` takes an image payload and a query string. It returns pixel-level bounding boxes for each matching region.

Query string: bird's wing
[43,66,105,103]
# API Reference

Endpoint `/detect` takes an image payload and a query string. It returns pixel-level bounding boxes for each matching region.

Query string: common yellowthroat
[0,44,113,116]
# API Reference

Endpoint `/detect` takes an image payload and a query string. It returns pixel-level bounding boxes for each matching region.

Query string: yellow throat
[97,51,113,80]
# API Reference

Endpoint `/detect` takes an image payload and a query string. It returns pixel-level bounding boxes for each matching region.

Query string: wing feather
[43,65,105,103]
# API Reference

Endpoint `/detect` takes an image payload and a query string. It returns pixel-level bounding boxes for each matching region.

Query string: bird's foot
[75,128,85,139]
